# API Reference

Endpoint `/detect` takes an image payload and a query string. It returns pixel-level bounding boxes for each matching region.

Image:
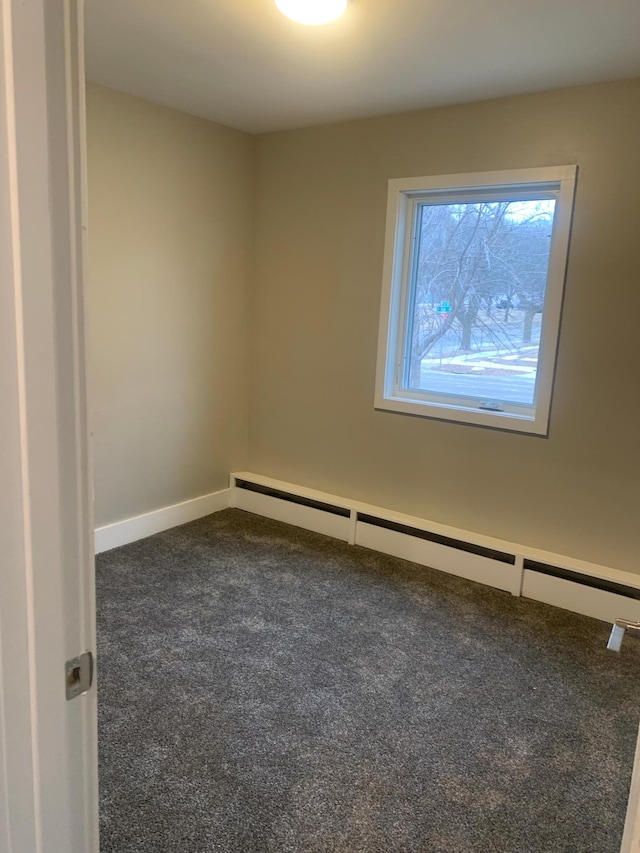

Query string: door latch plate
[65,651,94,700]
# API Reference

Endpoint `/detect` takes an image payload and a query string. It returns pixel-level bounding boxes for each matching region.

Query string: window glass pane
[405,198,556,407]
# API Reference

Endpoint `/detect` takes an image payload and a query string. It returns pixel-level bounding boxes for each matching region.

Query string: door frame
[0,1,98,851]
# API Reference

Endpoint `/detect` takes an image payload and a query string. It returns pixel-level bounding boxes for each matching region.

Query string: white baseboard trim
[95,489,230,554]
[231,472,640,624]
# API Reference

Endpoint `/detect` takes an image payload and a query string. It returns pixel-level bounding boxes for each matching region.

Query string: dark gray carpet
[97,509,640,852]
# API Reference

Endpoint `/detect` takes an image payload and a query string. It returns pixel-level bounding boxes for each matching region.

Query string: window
[375,166,577,435]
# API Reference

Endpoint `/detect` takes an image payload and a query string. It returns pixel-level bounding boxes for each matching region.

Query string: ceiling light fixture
[275,0,348,26]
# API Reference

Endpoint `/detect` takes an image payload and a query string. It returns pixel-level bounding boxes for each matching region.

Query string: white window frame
[375,165,577,436]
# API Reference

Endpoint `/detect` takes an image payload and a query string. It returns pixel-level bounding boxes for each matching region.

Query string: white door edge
[622,728,640,853]
[0,1,98,851]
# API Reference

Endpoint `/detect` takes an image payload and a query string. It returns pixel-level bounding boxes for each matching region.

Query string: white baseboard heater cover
[231,473,640,624]
[522,560,640,624]
[233,479,352,541]
[355,516,518,595]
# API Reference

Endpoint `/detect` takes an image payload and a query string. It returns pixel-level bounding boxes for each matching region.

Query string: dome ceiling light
[275,0,348,26]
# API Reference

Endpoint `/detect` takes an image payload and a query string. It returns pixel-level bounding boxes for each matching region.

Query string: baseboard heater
[233,477,353,541]
[357,513,516,564]
[354,513,519,595]
[234,479,350,517]
[231,472,640,624]
[524,559,640,601]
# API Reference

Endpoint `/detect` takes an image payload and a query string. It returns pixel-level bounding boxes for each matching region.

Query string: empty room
[80,1,640,851]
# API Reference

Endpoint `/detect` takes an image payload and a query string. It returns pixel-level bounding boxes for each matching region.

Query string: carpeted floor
[97,509,640,853]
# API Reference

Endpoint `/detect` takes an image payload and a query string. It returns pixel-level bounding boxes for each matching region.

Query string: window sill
[374,393,548,436]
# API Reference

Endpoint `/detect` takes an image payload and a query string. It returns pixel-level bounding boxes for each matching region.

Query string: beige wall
[249,79,640,572]
[87,84,254,526]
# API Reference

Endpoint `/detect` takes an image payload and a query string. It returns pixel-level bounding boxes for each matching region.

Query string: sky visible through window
[406,198,556,406]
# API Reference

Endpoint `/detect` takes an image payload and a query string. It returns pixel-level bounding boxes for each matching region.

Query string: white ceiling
[85,0,640,134]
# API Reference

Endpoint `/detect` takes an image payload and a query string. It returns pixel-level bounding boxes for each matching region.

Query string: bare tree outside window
[405,199,556,405]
